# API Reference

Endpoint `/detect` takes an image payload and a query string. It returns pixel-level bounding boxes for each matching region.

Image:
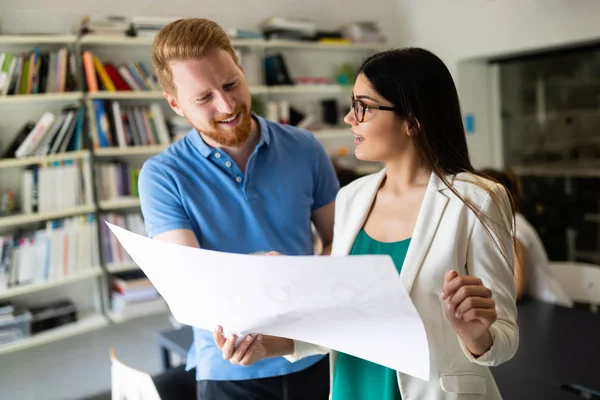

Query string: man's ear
[164,91,184,117]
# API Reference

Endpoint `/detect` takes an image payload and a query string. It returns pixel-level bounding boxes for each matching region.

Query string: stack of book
[0,302,31,345]
[111,270,164,318]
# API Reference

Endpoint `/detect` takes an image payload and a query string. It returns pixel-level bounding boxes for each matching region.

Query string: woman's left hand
[440,270,496,355]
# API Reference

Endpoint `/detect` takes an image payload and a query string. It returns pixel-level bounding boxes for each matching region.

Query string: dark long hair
[359,48,515,269]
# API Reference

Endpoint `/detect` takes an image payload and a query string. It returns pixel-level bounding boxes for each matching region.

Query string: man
[138,18,338,400]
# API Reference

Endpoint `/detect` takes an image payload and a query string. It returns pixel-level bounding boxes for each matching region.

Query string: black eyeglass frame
[351,95,397,123]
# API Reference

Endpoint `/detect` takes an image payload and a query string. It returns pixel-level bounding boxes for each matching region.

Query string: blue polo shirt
[138,113,339,381]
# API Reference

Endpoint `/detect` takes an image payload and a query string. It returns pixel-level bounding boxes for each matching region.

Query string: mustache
[213,109,244,123]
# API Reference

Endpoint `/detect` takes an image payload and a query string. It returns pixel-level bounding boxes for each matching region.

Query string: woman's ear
[406,116,421,137]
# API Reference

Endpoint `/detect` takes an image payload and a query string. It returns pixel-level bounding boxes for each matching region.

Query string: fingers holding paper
[213,325,265,366]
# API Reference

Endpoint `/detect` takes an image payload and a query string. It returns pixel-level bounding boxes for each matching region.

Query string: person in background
[138,18,338,400]
[481,168,573,307]
[217,47,519,399]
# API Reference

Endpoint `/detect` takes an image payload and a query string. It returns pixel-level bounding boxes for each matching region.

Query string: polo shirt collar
[189,112,271,158]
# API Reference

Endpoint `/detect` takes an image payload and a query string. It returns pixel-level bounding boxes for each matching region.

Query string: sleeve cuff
[458,328,498,365]
[283,340,329,363]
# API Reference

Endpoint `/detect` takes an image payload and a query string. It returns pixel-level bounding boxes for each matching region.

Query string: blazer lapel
[336,169,386,256]
[400,173,450,294]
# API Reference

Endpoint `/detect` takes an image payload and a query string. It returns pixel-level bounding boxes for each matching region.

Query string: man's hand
[213,326,294,366]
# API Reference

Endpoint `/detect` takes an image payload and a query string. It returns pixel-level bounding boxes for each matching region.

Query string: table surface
[159,300,600,399]
[492,299,600,399]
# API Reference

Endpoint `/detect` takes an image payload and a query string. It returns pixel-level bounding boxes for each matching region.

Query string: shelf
[313,128,350,140]
[79,35,155,46]
[0,205,96,229]
[0,269,102,300]
[94,145,168,157]
[0,92,83,104]
[267,85,350,94]
[265,39,386,50]
[99,198,141,211]
[88,91,165,100]
[0,35,78,45]
[106,263,139,273]
[0,150,91,169]
[108,299,170,324]
[0,313,108,356]
[77,35,384,51]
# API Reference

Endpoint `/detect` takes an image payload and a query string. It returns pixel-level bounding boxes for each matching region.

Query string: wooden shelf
[0,150,90,169]
[0,35,78,45]
[0,269,102,300]
[0,92,83,104]
[0,313,108,356]
[99,198,141,211]
[94,145,167,157]
[0,205,96,229]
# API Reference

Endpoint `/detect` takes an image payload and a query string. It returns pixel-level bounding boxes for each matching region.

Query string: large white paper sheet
[106,222,430,381]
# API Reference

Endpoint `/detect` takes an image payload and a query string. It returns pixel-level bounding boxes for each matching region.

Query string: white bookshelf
[0,269,102,300]
[265,39,385,50]
[107,299,169,324]
[0,33,379,354]
[94,145,168,157]
[0,205,96,229]
[99,198,141,211]
[0,150,90,169]
[106,262,139,273]
[0,92,84,104]
[0,35,77,45]
[0,313,108,356]
[88,91,164,100]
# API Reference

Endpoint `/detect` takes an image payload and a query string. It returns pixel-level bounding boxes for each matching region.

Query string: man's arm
[311,200,335,255]
[153,229,201,248]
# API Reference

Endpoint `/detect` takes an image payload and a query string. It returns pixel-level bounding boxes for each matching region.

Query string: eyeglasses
[351,95,396,123]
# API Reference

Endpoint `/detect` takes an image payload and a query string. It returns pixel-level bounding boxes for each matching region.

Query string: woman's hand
[213,326,294,366]
[440,270,496,356]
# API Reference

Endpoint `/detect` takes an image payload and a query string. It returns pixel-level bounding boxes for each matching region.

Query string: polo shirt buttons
[225,161,232,168]
[215,152,221,159]
[236,176,242,183]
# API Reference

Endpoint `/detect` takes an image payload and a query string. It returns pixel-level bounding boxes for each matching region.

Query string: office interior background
[0,0,599,399]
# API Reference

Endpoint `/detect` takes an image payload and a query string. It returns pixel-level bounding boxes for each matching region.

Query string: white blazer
[287,169,519,399]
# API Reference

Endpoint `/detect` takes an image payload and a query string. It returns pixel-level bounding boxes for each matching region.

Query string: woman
[214,48,519,399]
[481,168,573,307]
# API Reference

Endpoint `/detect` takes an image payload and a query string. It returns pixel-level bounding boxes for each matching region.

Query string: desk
[159,301,600,399]
[492,299,600,399]
[159,326,193,370]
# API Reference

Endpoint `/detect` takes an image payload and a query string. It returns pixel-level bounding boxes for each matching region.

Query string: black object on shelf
[29,299,77,334]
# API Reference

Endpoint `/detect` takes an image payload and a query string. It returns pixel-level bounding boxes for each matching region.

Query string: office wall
[396,0,600,168]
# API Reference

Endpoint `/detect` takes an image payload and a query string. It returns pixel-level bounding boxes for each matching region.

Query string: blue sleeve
[138,159,193,238]
[310,135,340,210]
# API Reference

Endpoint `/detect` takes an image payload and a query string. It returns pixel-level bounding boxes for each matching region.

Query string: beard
[197,107,253,148]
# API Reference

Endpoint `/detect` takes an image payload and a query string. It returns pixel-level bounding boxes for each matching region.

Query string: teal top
[332,228,411,400]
